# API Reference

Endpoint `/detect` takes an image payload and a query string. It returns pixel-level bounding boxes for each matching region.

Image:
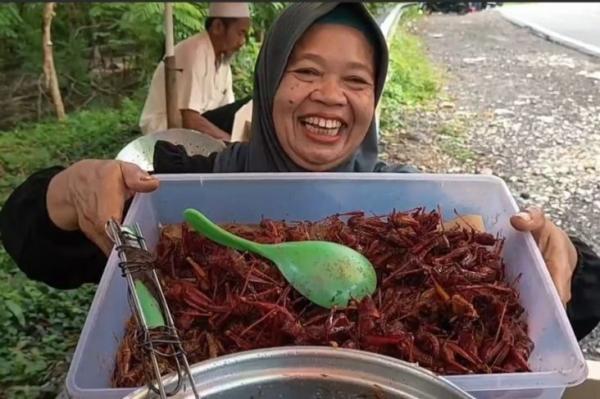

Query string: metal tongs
[105,219,199,398]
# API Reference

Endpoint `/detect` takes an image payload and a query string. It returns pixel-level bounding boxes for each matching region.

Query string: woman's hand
[46,160,159,255]
[510,207,578,305]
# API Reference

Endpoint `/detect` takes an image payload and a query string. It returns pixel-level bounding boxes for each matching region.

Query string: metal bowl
[115,128,226,172]
[124,346,473,399]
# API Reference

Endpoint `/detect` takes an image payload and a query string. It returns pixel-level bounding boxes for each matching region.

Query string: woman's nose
[310,77,347,106]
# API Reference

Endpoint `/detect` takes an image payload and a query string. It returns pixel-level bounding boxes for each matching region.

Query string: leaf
[0,4,23,38]
[24,358,46,376]
[5,300,25,327]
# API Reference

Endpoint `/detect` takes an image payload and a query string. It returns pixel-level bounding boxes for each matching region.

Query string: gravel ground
[380,9,600,358]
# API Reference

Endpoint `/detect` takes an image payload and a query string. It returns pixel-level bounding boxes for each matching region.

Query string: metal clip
[105,219,199,398]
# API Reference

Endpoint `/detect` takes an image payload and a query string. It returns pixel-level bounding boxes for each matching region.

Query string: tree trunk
[164,3,181,129]
[42,2,66,121]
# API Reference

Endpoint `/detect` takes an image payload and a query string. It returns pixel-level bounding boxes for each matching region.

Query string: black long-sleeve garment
[1,141,600,340]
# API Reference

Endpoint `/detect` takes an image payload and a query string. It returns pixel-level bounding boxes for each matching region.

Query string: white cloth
[209,2,250,18]
[230,99,253,142]
[139,32,235,135]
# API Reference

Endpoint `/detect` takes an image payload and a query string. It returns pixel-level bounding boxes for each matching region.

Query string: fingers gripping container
[66,173,587,399]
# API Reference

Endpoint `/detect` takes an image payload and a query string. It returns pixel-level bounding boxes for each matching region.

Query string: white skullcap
[208,2,250,18]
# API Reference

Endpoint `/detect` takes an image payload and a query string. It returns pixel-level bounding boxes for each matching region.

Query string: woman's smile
[299,115,346,143]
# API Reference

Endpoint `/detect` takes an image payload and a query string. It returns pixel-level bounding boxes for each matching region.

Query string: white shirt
[139,32,235,135]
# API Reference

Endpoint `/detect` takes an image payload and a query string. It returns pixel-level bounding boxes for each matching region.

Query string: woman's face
[272,23,376,171]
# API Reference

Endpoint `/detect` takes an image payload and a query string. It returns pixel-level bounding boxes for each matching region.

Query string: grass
[379,7,442,133]
[436,117,476,162]
[0,99,142,398]
[378,7,477,166]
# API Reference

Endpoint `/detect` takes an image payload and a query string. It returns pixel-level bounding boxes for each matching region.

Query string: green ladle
[183,209,377,309]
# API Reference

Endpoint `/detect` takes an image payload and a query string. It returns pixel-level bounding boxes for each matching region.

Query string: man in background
[139,2,251,141]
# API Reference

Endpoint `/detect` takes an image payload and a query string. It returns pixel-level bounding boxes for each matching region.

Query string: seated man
[139,2,251,140]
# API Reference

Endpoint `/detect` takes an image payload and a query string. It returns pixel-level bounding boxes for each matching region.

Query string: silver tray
[116,128,226,172]
[124,346,473,399]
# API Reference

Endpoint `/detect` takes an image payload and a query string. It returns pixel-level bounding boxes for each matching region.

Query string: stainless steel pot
[124,346,473,399]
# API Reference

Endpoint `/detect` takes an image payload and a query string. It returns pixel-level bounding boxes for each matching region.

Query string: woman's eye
[345,76,371,86]
[288,67,321,83]
[293,68,320,77]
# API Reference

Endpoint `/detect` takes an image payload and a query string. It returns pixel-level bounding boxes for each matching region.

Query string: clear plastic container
[66,173,587,399]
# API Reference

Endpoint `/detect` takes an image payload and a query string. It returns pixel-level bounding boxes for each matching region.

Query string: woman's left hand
[510,207,578,305]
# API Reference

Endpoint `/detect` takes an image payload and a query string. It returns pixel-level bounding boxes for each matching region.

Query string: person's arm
[0,161,159,289]
[181,110,231,141]
[567,237,600,340]
[0,167,106,288]
[153,140,218,173]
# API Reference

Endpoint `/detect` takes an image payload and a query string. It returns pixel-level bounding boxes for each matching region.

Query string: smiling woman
[0,1,599,345]
[206,1,393,173]
[273,22,376,171]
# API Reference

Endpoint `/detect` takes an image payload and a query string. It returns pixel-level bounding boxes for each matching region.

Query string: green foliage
[398,3,424,22]
[230,3,286,99]
[250,3,287,41]
[364,2,393,17]
[231,37,261,99]
[0,2,284,71]
[173,3,208,40]
[437,118,475,162]
[0,2,287,129]
[1,4,43,72]
[0,2,285,75]
[0,4,21,40]
[91,3,164,72]
[0,99,142,397]
[0,264,95,399]
[379,14,441,133]
[0,99,141,200]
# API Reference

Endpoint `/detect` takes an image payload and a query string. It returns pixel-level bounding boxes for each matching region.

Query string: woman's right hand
[46,160,160,255]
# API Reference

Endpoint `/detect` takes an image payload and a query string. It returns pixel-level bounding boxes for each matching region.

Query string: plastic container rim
[66,173,588,397]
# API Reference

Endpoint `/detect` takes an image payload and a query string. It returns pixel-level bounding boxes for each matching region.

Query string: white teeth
[300,116,344,137]
[304,123,340,136]
[302,117,342,129]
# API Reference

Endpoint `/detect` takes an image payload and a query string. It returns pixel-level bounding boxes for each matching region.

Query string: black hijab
[212,2,390,173]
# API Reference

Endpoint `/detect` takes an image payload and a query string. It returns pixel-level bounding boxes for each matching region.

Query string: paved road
[500,2,600,57]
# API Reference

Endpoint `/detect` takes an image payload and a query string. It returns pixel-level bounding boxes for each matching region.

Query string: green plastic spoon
[183,209,377,309]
